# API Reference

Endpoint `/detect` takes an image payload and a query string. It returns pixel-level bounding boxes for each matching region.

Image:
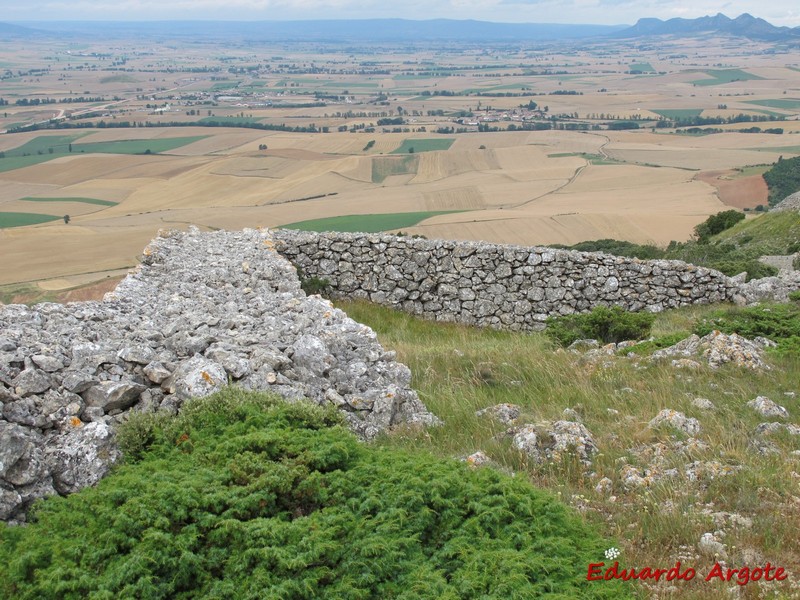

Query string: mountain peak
[618,13,799,42]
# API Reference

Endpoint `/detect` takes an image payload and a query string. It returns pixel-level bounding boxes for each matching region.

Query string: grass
[0,212,62,228]
[714,211,800,255]
[280,211,465,233]
[71,136,207,155]
[20,196,118,206]
[743,98,800,110]
[629,63,655,72]
[691,69,764,86]
[371,154,419,183]
[337,299,800,599]
[390,138,455,154]
[651,109,703,119]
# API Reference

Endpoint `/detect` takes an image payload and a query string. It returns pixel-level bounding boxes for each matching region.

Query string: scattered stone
[692,398,716,411]
[653,331,771,370]
[747,396,789,419]
[512,420,597,464]
[649,409,701,436]
[475,403,521,425]
[464,451,492,467]
[698,532,728,560]
[594,477,613,495]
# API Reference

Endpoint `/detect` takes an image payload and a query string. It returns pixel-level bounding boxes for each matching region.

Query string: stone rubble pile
[0,227,437,522]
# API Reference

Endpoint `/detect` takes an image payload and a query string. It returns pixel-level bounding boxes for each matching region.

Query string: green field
[630,62,655,72]
[0,212,62,228]
[99,74,138,84]
[0,154,68,173]
[743,98,800,110]
[199,116,262,125]
[733,165,770,178]
[3,134,86,157]
[209,82,240,91]
[651,109,703,119]
[21,196,118,206]
[371,154,419,183]
[0,133,207,173]
[390,138,455,154]
[691,69,764,86]
[71,136,207,155]
[279,211,465,233]
[749,145,800,154]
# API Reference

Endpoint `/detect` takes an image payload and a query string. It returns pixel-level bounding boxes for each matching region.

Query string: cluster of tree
[763,155,800,206]
[376,117,404,126]
[693,209,745,242]
[607,121,640,130]
[657,114,785,128]
[678,127,784,135]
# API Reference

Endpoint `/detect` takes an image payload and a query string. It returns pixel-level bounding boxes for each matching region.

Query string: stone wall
[274,230,740,331]
[0,228,436,522]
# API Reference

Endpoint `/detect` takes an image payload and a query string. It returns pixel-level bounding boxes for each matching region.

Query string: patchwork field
[1,32,799,290]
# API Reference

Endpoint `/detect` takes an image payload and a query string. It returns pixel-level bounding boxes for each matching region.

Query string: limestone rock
[83,381,146,413]
[747,396,789,419]
[649,409,701,436]
[475,403,521,425]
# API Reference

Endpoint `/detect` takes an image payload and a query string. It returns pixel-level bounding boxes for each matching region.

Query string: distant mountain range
[2,14,799,43]
[6,19,626,42]
[615,13,800,42]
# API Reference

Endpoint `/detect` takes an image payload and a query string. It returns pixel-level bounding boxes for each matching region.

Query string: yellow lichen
[201,371,214,385]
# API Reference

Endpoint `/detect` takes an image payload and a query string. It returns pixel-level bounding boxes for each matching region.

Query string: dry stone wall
[274,230,740,330]
[0,228,436,522]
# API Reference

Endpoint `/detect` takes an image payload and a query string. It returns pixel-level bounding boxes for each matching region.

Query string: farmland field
[690,68,764,86]
[20,197,118,206]
[0,212,61,228]
[390,139,455,154]
[279,211,466,232]
[0,30,798,289]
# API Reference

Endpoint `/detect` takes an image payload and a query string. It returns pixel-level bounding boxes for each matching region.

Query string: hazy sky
[3,0,799,28]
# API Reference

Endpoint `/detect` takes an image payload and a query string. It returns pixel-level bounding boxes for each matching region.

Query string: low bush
[694,303,800,356]
[546,305,656,347]
[0,388,627,599]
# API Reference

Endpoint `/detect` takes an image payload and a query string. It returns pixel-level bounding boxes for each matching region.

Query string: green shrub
[693,210,745,242]
[694,303,800,356]
[546,305,656,347]
[294,264,331,297]
[705,259,777,281]
[0,388,628,600]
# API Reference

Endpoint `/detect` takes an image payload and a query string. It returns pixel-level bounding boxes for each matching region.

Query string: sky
[3,0,799,28]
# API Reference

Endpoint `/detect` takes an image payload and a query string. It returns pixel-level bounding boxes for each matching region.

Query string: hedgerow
[0,388,628,599]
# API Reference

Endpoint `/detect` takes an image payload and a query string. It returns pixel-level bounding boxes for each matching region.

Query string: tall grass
[339,299,800,599]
